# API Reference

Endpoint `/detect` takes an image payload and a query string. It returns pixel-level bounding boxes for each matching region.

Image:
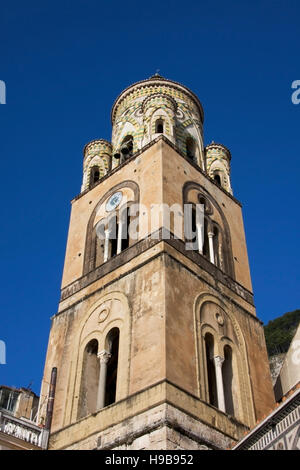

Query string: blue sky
[0,0,299,394]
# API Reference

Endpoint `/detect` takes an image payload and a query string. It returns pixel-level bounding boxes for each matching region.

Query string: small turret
[205,142,232,194]
[81,139,112,192]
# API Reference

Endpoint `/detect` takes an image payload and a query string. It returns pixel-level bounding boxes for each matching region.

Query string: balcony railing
[0,410,48,448]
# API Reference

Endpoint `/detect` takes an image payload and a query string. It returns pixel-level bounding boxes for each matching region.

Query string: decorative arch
[68,291,131,422]
[148,107,174,140]
[208,159,231,192]
[182,181,235,278]
[83,181,140,275]
[113,118,139,150]
[193,292,255,425]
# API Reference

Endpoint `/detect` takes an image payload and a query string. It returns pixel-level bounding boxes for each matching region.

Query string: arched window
[105,328,120,407]
[222,345,234,415]
[213,173,221,186]
[120,135,133,159]
[204,333,218,407]
[186,137,195,160]
[78,339,99,418]
[155,119,164,134]
[89,166,100,188]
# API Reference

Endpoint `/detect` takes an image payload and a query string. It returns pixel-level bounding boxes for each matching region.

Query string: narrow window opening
[205,333,218,407]
[222,345,234,415]
[186,137,195,160]
[203,218,209,258]
[213,226,220,267]
[93,170,100,183]
[109,217,118,258]
[214,173,221,186]
[155,119,164,133]
[90,167,100,187]
[191,207,197,245]
[105,328,120,407]
[120,135,133,159]
[121,207,131,251]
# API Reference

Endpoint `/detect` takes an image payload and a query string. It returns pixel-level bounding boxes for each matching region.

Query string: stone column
[214,356,225,413]
[208,231,215,264]
[196,221,204,254]
[103,229,111,263]
[97,350,111,410]
[117,221,123,255]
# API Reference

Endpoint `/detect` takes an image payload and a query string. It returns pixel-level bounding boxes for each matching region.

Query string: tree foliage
[264,309,300,356]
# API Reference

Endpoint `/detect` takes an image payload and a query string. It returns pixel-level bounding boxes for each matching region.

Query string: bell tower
[38,75,274,450]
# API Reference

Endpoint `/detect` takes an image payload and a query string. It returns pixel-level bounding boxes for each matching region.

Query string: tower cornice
[205,142,232,161]
[111,76,204,124]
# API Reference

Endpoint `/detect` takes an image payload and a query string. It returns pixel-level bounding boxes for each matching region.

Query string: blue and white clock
[105,191,123,212]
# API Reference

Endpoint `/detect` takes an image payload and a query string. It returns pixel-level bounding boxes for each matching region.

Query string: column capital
[208,231,214,238]
[97,349,111,364]
[214,355,224,368]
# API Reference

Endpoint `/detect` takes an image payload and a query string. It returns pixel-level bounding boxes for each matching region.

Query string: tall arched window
[204,333,218,407]
[95,204,135,266]
[186,137,195,160]
[183,187,233,275]
[78,339,99,418]
[155,119,164,134]
[222,345,234,415]
[83,182,140,275]
[104,328,120,407]
[89,166,100,188]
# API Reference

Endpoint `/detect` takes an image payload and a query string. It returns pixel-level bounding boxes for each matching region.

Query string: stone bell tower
[38,75,275,450]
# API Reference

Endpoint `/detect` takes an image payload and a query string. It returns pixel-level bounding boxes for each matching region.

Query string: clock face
[105,191,123,212]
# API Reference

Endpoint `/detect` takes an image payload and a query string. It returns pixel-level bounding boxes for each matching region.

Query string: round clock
[105,191,123,212]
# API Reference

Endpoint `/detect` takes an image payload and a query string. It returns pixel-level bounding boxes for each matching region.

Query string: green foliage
[264,309,300,357]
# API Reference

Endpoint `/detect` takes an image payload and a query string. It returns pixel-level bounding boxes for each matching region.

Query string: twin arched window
[183,183,235,278]
[204,333,234,415]
[188,199,222,269]
[78,328,120,418]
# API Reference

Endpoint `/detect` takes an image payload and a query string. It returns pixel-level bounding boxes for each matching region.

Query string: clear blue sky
[0,1,299,394]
